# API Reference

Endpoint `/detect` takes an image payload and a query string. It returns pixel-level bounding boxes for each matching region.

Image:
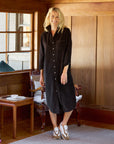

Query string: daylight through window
[0,12,33,72]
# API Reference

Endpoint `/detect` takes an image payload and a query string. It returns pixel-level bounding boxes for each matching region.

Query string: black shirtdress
[39,25,76,114]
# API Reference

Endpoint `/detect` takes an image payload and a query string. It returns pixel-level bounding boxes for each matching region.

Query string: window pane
[0,12,6,31]
[8,33,16,51]
[0,54,6,62]
[8,13,16,31]
[0,33,6,52]
[8,13,31,32]
[7,33,31,51]
[21,33,31,50]
[8,52,31,70]
[22,14,31,31]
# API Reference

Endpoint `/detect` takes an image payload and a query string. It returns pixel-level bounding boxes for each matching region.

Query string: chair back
[30,70,40,96]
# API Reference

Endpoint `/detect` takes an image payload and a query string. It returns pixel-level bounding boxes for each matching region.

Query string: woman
[39,7,76,140]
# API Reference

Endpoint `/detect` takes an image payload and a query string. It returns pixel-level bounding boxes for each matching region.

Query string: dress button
[52,48,54,50]
[52,41,54,44]
[53,65,56,68]
[54,71,56,74]
[53,54,55,56]
[53,60,55,62]
[55,78,56,80]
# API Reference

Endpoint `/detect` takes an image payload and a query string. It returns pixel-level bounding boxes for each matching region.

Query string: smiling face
[49,11,60,28]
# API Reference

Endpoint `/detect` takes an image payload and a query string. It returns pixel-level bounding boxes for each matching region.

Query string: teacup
[11,94,18,99]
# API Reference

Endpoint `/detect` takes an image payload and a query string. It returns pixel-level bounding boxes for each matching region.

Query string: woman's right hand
[40,69,44,86]
[40,75,44,87]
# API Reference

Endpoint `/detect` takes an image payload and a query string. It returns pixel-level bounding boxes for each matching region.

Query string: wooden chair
[30,70,82,129]
[30,70,48,129]
[74,84,82,126]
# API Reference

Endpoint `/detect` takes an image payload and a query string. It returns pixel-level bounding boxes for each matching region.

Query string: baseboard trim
[77,105,114,124]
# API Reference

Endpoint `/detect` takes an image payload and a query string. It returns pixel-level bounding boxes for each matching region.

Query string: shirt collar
[46,25,51,32]
[46,25,60,33]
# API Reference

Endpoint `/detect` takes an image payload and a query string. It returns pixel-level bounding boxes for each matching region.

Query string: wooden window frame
[0,11,35,72]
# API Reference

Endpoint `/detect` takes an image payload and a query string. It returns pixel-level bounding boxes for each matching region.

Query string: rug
[10,125,114,144]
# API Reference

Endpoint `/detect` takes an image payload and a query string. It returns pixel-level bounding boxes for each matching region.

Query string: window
[0,12,34,72]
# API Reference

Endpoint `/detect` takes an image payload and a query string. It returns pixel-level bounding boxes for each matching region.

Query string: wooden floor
[1,114,114,144]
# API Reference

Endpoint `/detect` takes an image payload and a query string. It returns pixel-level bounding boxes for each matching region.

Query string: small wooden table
[0,96,34,138]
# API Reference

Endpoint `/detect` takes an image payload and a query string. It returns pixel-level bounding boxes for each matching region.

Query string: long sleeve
[39,34,44,70]
[63,28,72,67]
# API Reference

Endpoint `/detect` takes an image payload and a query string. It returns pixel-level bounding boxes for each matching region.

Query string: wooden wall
[0,0,114,123]
[40,0,114,4]
[0,72,31,97]
[49,2,114,111]
[97,16,114,106]
[71,16,96,105]
[0,0,47,12]
[1,0,114,109]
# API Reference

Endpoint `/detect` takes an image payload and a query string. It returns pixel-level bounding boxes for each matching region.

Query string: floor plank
[1,115,114,144]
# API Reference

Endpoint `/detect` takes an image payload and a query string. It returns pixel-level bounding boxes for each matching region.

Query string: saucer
[6,96,26,101]
[11,94,18,99]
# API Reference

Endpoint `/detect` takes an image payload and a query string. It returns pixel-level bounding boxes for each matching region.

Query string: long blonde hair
[43,7,65,33]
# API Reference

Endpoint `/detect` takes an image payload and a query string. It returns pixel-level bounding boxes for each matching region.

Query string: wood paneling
[96,16,114,106]
[0,0,114,12]
[50,1,114,112]
[41,0,114,4]
[49,2,114,16]
[0,86,7,95]
[0,72,31,97]
[71,16,96,104]
[0,0,114,117]
[0,0,47,12]
[80,105,114,124]
[64,16,72,30]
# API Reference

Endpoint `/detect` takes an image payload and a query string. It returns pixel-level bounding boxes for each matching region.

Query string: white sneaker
[59,123,69,140]
[76,95,82,102]
[53,127,61,139]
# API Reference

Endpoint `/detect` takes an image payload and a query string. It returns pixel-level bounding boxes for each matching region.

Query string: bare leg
[59,110,73,140]
[61,110,73,126]
[49,110,57,128]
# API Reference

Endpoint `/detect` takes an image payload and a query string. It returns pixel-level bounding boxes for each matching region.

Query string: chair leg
[36,104,46,130]
[40,111,46,130]
[76,102,81,126]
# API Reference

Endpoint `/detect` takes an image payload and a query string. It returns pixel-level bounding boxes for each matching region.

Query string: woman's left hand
[61,72,68,85]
